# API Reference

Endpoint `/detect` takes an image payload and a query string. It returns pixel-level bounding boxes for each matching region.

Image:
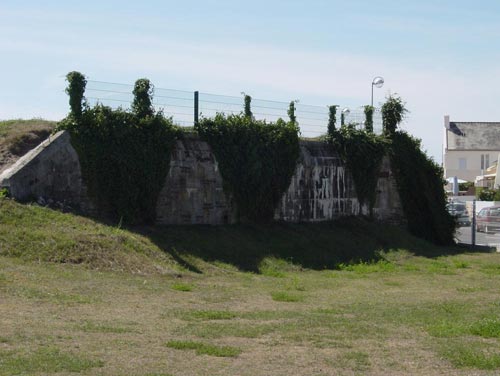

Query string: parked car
[446,201,471,227]
[476,206,500,233]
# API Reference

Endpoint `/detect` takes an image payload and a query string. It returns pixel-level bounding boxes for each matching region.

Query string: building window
[459,158,467,170]
[480,154,490,170]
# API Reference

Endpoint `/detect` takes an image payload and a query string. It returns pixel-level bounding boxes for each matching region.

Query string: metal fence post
[194,91,199,125]
[472,199,476,248]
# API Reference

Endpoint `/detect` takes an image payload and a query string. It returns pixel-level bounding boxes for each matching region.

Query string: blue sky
[1,0,500,161]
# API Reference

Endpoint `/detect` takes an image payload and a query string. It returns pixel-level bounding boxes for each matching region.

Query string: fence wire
[85,80,383,136]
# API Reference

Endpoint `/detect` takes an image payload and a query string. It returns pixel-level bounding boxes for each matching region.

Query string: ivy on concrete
[364,105,374,133]
[331,94,455,245]
[389,131,455,245]
[195,113,300,222]
[328,105,337,136]
[331,126,387,213]
[59,72,178,224]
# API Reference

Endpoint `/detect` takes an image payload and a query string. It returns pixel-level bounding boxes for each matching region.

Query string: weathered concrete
[372,156,405,224]
[275,141,403,223]
[275,141,359,221]
[156,134,234,225]
[0,131,93,212]
[0,131,404,225]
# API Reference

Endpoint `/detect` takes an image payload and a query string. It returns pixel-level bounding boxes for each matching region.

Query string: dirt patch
[0,119,56,173]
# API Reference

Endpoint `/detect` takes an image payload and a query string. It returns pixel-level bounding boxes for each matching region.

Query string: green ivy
[288,101,297,124]
[331,126,387,213]
[330,95,455,245]
[65,71,87,119]
[132,78,154,118]
[364,105,374,133]
[382,95,407,136]
[244,95,252,118]
[59,74,178,224]
[195,113,300,221]
[389,131,455,245]
[328,105,337,136]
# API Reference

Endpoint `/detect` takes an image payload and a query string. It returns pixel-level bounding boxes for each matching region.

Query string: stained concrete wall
[274,141,403,223]
[0,131,404,225]
[275,141,359,222]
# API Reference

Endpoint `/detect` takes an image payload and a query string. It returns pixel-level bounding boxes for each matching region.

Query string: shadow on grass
[133,217,492,273]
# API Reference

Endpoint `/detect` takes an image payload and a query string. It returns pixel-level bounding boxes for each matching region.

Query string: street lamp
[371,76,384,107]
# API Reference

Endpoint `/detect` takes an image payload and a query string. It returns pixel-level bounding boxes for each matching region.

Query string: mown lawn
[1,199,500,375]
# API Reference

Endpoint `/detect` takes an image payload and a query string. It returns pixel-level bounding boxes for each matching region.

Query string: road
[456,225,500,246]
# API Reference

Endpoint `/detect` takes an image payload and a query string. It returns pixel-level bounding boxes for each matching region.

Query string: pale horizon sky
[1,0,500,162]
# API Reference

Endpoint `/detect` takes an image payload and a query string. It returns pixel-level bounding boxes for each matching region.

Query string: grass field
[1,198,500,375]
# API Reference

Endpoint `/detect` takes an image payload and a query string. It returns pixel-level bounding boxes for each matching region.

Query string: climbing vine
[132,78,154,118]
[330,95,455,244]
[331,126,387,213]
[65,71,87,119]
[382,95,407,136]
[195,113,300,221]
[288,101,297,124]
[328,105,337,136]
[244,95,252,118]
[364,105,374,133]
[389,131,455,245]
[59,73,178,224]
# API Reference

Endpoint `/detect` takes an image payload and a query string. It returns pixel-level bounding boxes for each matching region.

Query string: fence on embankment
[85,80,383,138]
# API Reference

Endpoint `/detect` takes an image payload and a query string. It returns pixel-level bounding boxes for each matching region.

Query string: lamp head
[372,76,384,88]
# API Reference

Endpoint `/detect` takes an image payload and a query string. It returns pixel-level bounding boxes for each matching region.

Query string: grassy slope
[0,198,177,274]
[0,119,56,172]
[1,120,499,374]
[1,199,500,375]
[0,197,460,275]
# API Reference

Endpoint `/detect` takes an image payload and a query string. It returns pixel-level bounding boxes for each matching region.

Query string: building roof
[446,121,500,150]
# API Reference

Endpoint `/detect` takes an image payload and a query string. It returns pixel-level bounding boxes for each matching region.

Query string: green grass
[1,198,500,374]
[470,318,500,338]
[77,320,135,334]
[271,291,304,302]
[441,343,500,370]
[0,198,177,274]
[171,282,194,291]
[179,322,277,339]
[0,347,103,375]
[187,310,237,320]
[165,340,241,357]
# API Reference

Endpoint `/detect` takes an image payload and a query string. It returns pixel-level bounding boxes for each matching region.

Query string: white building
[443,115,500,182]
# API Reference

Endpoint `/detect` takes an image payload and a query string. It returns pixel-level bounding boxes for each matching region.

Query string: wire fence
[85,80,383,137]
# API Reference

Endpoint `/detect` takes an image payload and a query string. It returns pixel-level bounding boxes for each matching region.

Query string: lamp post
[371,76,384,107]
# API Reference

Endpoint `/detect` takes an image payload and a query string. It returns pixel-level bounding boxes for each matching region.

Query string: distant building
[443,116,500,182]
